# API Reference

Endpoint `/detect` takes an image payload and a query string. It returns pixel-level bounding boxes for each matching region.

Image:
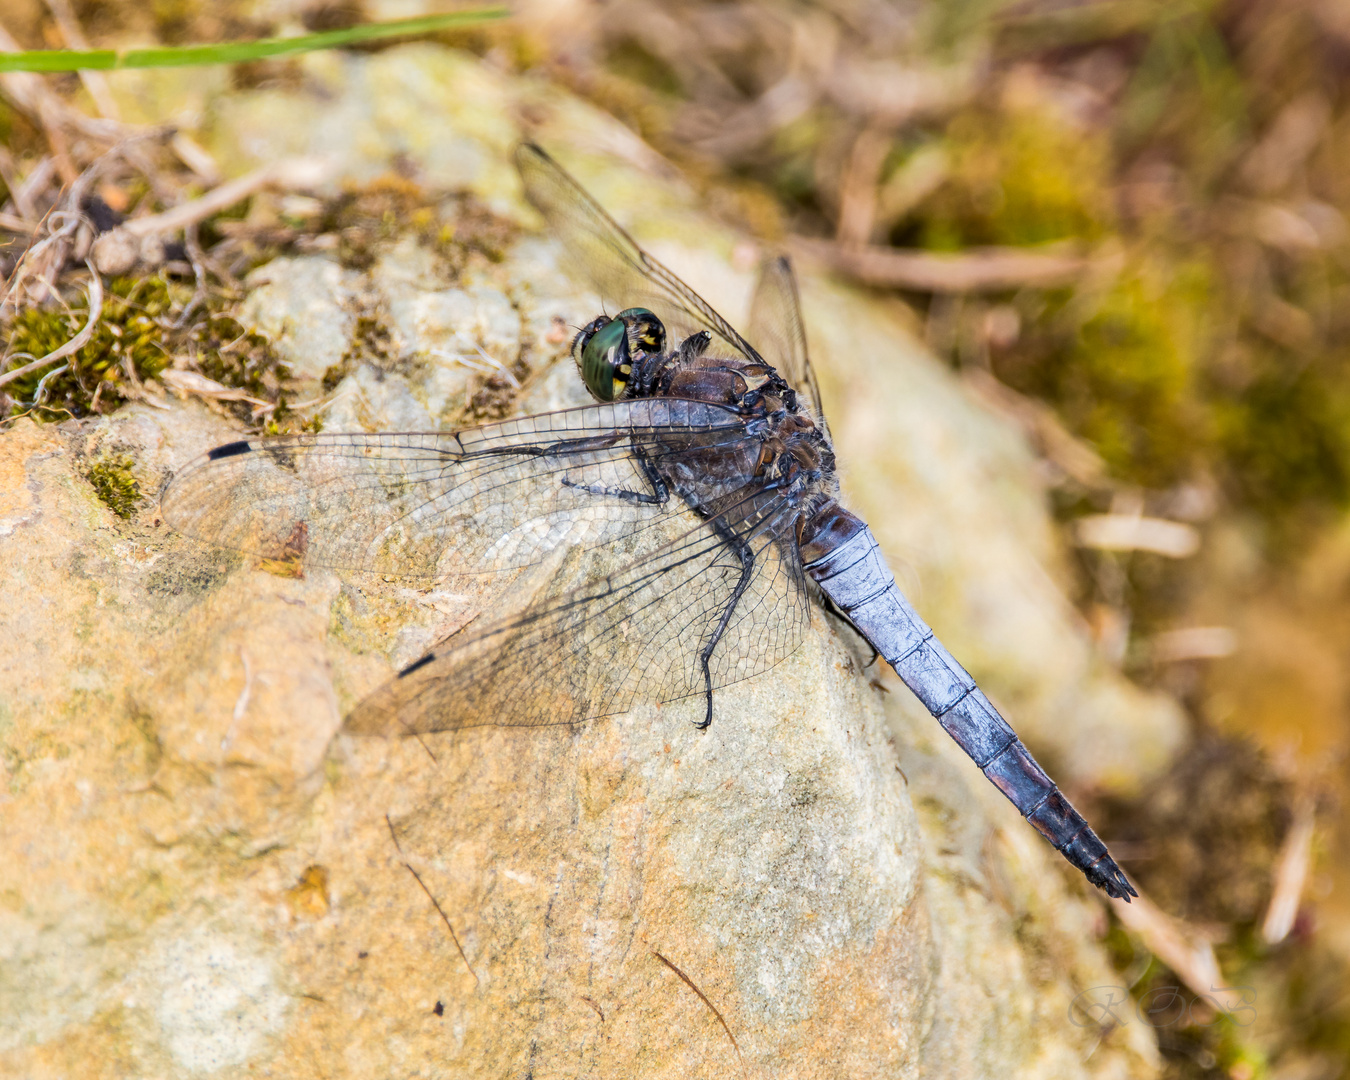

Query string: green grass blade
[0,9,510,73]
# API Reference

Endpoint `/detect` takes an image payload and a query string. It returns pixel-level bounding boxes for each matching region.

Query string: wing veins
[348,483,803,734]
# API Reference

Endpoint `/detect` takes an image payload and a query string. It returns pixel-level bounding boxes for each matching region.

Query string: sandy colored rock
[0,45,1168,1078]
[239,257,363,381]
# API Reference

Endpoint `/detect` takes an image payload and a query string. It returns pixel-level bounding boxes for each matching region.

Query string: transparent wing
[161,398,757,578]
[747,255,827,432]
[344,486,810,733]
[516,143,775,371]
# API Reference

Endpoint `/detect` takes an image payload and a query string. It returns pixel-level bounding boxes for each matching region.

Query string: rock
[91,226,140,276]
[91,227,168,276]
[238,256,363,381]
[0,44,1167,1078]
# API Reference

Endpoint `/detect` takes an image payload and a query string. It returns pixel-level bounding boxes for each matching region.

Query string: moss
[4,276,176,421]
[192,310,292,423]
[607,40,684,98]
[310,177,516,281]
[145,551,239,599]
[466,355,531,422]
[1134,978,1268,1080]
[86,454,141,519]
[436,195,516,266]
[326,315,395,390]
[910,103,1115,250]
[1214,365,1350,522]
[552,65,674,152]
[1115,9,1250,185]
[992,258,1211,489]
[0,97,47,166]
[319,175,440,270]
[195,187,252,249]
[2,178,517,433]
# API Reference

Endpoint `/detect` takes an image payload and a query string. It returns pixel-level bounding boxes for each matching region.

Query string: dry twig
[1261,793,1316,946]
[0,22,122,180]
[0,209,38,234]
[158,368,269,409]
[1110,887,1225,1004]
[651,950,745,1074]
[92,157,328,275]
[384,815,478,986]
[835,126,890,246]
[1075,513,1201,559]
[0,259,102,389]
[961,367,1109,487]
[793,236,1110,292]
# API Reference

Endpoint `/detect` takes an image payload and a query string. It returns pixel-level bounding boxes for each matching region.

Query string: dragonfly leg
[694,525,756,729]
[560,451,670,506]
[561,476,665,505]
[815,587,881,668]
[678,331,712,360]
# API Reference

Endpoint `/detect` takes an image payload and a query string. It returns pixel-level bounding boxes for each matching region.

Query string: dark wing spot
[207,440,253,460]
[400,653,436,677]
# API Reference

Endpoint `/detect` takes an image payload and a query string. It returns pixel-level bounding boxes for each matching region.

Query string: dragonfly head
[572,308,667,401]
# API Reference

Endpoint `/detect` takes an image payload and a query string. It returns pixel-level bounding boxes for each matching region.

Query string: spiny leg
[695,525,756,729]
[560,446,670,505]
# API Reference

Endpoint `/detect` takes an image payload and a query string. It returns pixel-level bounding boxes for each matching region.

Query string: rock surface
[0,45,1170,1077]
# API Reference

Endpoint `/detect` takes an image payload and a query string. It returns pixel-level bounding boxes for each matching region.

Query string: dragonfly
[160,144,1135,901]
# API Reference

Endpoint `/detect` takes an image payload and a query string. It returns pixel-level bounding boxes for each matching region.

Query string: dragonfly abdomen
[800,507,1136,901]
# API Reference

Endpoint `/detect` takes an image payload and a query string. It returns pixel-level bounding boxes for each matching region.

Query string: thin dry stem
[651,950,746,1075]
[0,210,38,233]
[1261,792,1317,945]
[384,815,479,986]
[0,260,103,389]
[122,164,284,237]
[1110,886,1224,1003]
[836,126,890,247]
[580,996,605,1022]
[793,236,1111,292]
[42,0,122,121]
[0,21,124,144]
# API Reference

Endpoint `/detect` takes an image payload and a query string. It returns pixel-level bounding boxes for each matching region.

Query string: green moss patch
[318,175,516,273]
[86,453,142,519]
[914,105,1115,250]
[5,276,176,420]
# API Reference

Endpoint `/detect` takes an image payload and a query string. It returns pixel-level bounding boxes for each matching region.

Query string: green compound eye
[577,317,631,402]
[573,309,668,401]
[615,308,666,355]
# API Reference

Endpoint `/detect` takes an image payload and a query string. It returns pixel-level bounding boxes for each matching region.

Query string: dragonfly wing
[344,488,811,734]
[160,398,756,578]
[516,143,771,369]
[747,255,828,432]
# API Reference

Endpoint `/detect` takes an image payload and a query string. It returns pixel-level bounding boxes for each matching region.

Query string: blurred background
[2,0,1348,1076]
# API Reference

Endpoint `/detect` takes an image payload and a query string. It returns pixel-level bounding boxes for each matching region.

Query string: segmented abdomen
[801,512,1135,901]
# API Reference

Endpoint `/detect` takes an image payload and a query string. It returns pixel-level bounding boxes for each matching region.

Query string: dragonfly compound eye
[616,308,666,356]
[575,316,632,402]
